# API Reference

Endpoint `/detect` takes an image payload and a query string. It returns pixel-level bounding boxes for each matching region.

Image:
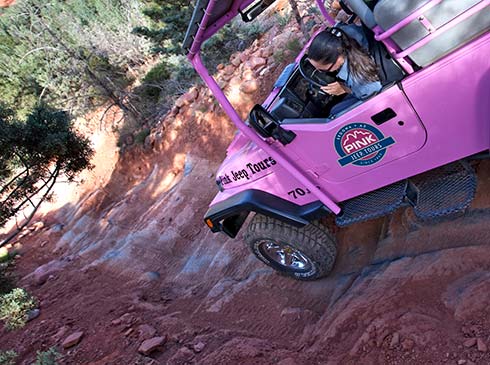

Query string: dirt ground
[2,4,490,365]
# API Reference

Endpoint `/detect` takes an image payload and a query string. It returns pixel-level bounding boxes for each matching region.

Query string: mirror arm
[272,126,296,145]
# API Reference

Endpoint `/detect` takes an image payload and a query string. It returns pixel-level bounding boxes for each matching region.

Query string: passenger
[308,27,381,116]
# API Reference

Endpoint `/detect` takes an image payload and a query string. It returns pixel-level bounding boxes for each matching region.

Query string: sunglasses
[307,56,339,74]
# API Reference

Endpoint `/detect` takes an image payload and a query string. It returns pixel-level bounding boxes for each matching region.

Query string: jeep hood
[216,139,278,189]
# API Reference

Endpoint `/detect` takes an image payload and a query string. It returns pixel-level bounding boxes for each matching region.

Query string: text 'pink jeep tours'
[183,0,490,280]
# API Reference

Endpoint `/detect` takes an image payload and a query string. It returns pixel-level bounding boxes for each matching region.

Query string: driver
[308,27,381,116]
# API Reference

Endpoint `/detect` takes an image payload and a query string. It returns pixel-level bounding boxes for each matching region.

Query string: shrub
[142,61,170,84]
[286,38,302,53]
[0,288,37,330]
[275,11,292,28]
[34,347,61,365]
[0,263,16,296]
[0,350,17,365]
[135,128,151,145]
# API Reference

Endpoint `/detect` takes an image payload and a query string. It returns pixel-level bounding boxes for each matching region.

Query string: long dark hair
[308,28,379,83]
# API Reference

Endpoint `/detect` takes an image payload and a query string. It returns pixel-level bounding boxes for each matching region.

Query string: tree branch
[0,166,60,247]
[0,168,29,197]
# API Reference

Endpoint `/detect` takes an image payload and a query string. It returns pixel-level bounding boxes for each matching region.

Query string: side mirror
[249,105,296,145]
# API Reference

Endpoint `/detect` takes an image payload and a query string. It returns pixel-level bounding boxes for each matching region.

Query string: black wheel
[244,214,337,280]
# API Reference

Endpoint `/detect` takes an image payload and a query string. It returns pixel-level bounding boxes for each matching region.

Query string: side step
[412,161,477,220]
[335,162,476,227]
[336,180,410,227]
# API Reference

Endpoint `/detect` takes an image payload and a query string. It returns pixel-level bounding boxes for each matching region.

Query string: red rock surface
[0,0,15,7]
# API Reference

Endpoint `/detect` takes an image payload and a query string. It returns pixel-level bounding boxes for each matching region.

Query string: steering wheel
[298,54,337,98]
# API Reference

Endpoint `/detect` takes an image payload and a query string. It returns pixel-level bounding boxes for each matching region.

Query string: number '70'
[287,188,311,199]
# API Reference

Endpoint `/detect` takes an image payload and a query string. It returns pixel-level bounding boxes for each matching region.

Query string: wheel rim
[257,240,313,272]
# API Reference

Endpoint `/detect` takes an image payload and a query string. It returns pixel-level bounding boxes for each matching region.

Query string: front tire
[244,214,337,280]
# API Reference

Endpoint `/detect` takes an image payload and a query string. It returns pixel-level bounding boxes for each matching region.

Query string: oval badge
[334,123,395,167]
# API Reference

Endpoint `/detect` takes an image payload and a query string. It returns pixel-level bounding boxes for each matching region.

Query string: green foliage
[34,347,61,365]
[0,288,36,330]
[132,0,191,55]
[273,50,286,64]
[0,350,17,365]
[0,103,94,229]
[142,61,171,85]
[286,38,302,53]
[0,0,150,117]
[0,246,16,296]
[135,128,151,145]
[0,265,15,297]
[275,10,292,28]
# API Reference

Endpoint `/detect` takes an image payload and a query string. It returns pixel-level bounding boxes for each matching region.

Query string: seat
[373,0,490,67]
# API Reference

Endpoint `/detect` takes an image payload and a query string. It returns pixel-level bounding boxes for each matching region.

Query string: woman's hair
[308,28,379,83]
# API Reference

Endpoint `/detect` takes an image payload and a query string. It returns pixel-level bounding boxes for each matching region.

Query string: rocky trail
[2,3,490,364]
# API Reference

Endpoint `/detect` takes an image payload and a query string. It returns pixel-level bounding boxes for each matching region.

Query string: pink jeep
[184,0,490,280]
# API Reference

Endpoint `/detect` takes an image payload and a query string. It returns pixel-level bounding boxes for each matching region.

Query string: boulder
[260,46,274,58]
[230,54,241,67]
[223,64,236,75]
[248,57,267,71]
[240,80,258,94]
[31,260,66,285]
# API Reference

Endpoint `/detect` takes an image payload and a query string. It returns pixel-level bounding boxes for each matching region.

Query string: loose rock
[401,338,414,351]
[230,54,241,67]
[260,46,273,58]
[248,57,267,71]
[223,65,236,75]
[168,346,194,363]
[31,260,65,286]
[138,324,157,340]
[277,358,297,365]
[477,338,487,352]
[119,313,134,325]
[62,331,84,349]
[193,342,205,353]
[389,332,400,349]
[26,308,40,322]
[138,336,166,355]
[52,326,69,342]
[463,338,477,348]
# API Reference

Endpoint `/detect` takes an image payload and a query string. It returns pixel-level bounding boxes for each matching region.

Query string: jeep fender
[204,189,331,238]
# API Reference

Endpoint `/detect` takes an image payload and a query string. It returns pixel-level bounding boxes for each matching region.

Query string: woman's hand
[321,82,350,96]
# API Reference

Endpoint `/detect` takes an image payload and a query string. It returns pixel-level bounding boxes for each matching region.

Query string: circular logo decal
[334,123,395,167]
